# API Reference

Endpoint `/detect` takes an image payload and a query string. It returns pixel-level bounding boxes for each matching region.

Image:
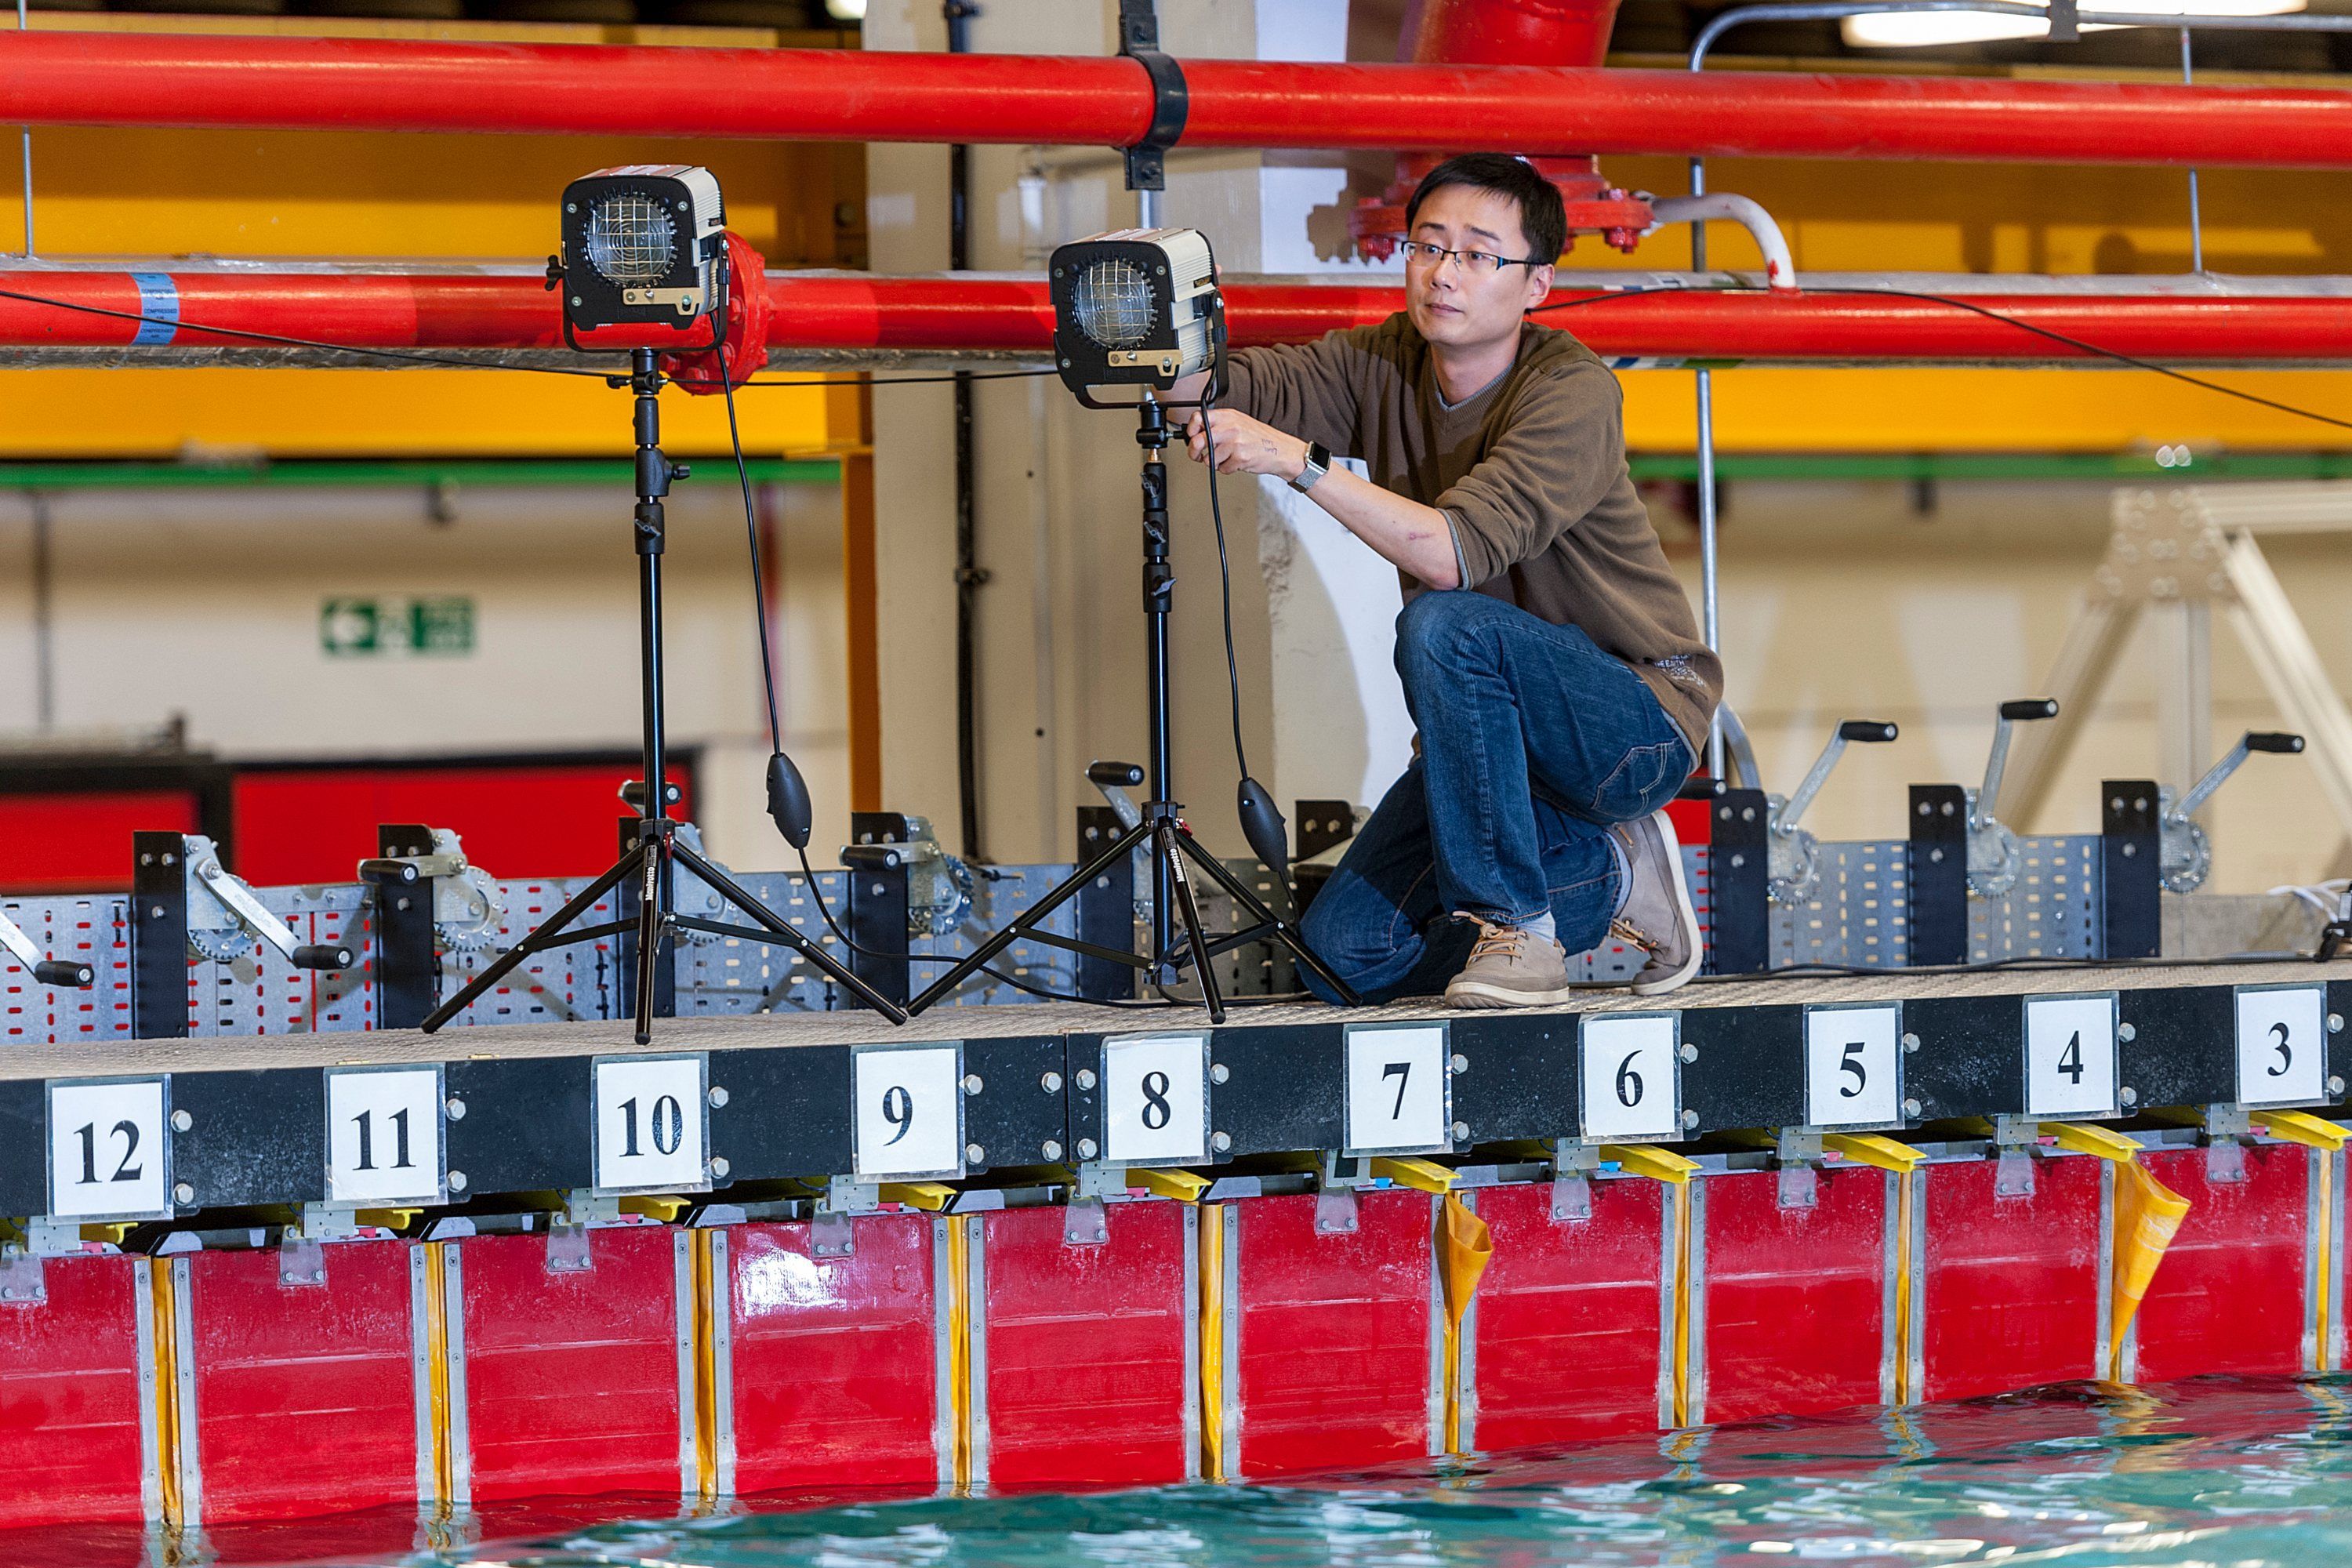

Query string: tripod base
[420,819,908,1040]
[906,808,1359,1023]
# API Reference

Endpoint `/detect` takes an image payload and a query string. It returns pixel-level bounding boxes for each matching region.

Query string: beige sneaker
[1608,808,1703,996]
[1444,918,1577,1010]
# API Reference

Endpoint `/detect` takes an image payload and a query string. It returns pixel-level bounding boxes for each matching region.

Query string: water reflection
[139,1376,2352,1568]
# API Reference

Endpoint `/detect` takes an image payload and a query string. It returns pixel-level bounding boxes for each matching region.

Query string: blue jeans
[1299,591,1693,1004]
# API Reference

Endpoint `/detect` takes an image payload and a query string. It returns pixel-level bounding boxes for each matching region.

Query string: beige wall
[0,481,853,875]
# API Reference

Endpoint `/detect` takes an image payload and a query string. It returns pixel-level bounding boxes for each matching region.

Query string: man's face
[1402,183,1556,352]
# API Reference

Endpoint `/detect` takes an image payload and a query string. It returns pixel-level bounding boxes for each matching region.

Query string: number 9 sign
[853,1043,964,1180]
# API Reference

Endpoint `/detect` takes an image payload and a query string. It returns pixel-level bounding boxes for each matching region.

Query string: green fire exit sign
[320,597,476,657]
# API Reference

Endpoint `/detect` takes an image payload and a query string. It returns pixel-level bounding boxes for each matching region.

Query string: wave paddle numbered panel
[325,1065,447,1206]
[853,1041,967,1181]
[48,1077,171,1224]
[1578,1014,1682,1142]
[1098,1032,1210,1167]
[1804,1003,1906,1130]
[1344,1022,1451,1158]
[2234,983,2328,1108]
[593,1054,711,1196]
[2023,993,2119,1120]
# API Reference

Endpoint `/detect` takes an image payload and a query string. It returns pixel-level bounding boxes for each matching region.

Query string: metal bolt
[2122,842,2137,858]
[1450,1120,1470,1140]
[1077,1138,1098,1159]
[448,1170,469,1192]
[965,1143,985,1163]
[170,1109,193,1133]
[1730,853,1746,869]
[962,1074,984,1096]
[1211,1131,1232,1152]
[173,1182,194,1205]
[1902,1033,1920,1053]
[1210,1063,1230,1084]
[1678,1043,1697,1064]
[1681,1109,1699,1129]
[2120,1087,2140,1106]
[151,906,165,920]
[1042,1139,1064,1161]
[708,1086,729,1109]
[2331,1075,2346,1094]
[709,1156,731,1180]
[1450,1053,1468,1074]
[1903,1098,1922,1118]
[2331,1014,2345,1035]
[1041,1071,1063,1094]
[2118,1022,2136,1043]
[1076,1069,1098,1091]
[445,1097,466,1121]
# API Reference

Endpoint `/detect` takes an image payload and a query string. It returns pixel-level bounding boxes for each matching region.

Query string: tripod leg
[420,845,644,1033]
[633,829,672,1046]
[905,816,1156,1015]
[1175,832,1364,1007]
[670,842,909,1024]
[1158,820,1227,1025]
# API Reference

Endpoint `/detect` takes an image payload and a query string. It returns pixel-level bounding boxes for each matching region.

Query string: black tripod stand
[422,349,907,1041]
[906,399,1358,1024]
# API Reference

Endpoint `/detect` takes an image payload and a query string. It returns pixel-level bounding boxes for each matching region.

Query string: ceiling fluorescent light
[1842,0,2302,47]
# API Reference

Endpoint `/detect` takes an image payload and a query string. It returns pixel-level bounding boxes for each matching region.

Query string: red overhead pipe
[6,31,2352,167]
[1352,0,1655,260]
[9,268,2352,364]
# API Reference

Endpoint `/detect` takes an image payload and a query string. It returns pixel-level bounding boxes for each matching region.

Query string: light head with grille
[1049,229,1224,408]
[557,165,728,343]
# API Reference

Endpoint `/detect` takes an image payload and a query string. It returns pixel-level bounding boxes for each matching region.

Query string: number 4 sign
[2024,993,2118,1117]
[2235,984,2325,1106]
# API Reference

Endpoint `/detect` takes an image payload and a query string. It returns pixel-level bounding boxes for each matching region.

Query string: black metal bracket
[844,844,912,1009]
[2101,779,2162,960]
[1073,806,1138,1002]
[1116,0,1186,193]
[130,830,190,1040]
[1907,783,1969,967]
[366,823,440,1031]
[1706,788,1771,975]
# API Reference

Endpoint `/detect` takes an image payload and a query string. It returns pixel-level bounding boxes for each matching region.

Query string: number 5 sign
[1805,1003,1901,1127]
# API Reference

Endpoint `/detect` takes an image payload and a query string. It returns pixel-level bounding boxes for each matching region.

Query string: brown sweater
[1224,313,1721,755]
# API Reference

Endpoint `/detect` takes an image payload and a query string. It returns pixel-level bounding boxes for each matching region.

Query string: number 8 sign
[1102,1033,1209,1164]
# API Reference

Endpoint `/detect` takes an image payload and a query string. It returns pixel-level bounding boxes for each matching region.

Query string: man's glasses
[1398,239,1544,277]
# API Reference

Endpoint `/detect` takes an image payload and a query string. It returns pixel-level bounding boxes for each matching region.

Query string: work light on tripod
[1050,228,1225,407]
[555,165,728,346]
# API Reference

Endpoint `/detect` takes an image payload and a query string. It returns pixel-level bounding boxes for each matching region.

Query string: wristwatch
[1289,441,1331,495]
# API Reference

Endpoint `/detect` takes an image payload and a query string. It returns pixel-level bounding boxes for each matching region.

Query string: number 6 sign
[1579,1014,1679,1140]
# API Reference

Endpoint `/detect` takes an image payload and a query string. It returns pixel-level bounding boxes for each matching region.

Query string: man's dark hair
[1403,154,1565,268]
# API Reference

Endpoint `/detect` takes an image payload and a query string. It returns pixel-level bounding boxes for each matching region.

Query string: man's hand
[1183,408,1307,481]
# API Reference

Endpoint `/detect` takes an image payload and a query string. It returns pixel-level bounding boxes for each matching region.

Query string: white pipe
[1642,192,1798,290]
